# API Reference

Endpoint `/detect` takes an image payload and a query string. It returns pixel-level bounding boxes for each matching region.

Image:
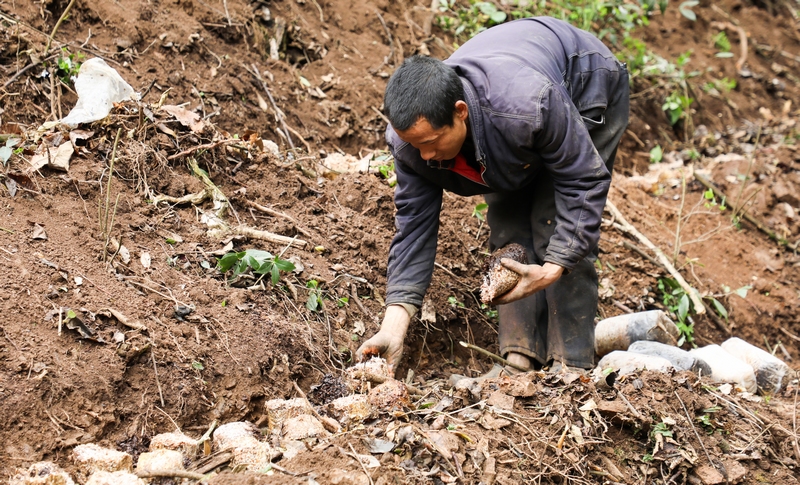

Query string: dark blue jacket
[385,17,626,309]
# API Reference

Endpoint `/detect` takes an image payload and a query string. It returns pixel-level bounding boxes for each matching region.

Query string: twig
[793,372,800,463]
[348,443,374,485]
[779,327,800,343]
[222,0,231,26]
[151,346,166,407]
[673,170,687,265]
[424,0,437,36]
[606,200,705,314]
[617,390,644,420]
[136,470,206,480]
[246,63,295,151]
[373,11,394,73]
[44,0,78,54]
[710,21,748,71]
[694,172,797,252]
[233,225,307,248]
[310,0,325,22]
[292,381,341,433]
[124,279,189,306]
[371,106,390,125]
[167,139,236,161]
[458,341,528,372]
[733,124,761,216]
[1,326,20,352]
[675,390,721,473]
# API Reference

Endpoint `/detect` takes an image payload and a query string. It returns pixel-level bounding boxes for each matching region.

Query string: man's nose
[420,148,436,161]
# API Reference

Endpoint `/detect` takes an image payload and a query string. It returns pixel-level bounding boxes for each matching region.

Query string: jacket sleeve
[385,146,443,309]
[535,83,611,269]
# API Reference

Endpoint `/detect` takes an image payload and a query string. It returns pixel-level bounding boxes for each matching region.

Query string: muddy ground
[0,0,799,483]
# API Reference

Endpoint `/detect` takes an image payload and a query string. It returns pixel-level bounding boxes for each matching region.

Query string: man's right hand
[356,305,411,367]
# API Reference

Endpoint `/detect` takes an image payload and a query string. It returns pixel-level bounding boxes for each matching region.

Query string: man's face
[394,101,469,162]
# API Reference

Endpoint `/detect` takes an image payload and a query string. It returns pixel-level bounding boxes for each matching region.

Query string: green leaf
[66,309,77,320]
[270,264,280,285]
[217,251,244,272]
[0,146,12,165]
[678,293,690,321]
[306,292,319,311]
[649,145,663,163]
[273,258,296,272]
[489,11,507,23]
[734,286,751,298]
[192,361,204,370]
[679,0,698,21]
[709,297,728,320]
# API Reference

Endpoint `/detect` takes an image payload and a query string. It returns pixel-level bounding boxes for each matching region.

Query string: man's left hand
[492,261,564,305]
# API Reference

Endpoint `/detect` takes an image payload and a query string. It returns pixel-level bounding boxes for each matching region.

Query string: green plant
[678,0,699,21]
[480,303,498,319]
[712,31,734,58]
[447,296,465,308]
[657,277,695,346]
[702,188,727,211]
[662,91,693,126]
[216,248,296,285]
[471,202,488,222]
[336,296,349,307]
[306,280,323,311]
[649,145,663,163]
[55,48,84,84]
[0,137,21,166]
[651,420,674,439]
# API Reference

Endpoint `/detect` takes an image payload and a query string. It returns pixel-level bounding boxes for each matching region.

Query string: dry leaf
[29,141,74,172]
[160,104,206,133]
[140,252,152,268]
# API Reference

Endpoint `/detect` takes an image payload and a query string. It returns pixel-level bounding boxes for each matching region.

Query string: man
[357,17,629,373]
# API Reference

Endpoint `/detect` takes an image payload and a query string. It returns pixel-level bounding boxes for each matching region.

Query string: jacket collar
[461,77,486,166]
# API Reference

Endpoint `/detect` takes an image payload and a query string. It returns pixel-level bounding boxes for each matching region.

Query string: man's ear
[454,100,469,121]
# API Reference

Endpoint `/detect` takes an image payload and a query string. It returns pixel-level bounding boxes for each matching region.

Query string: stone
[486,390,514,410]
[324,394,376,426]
[282,414,329,441]
[231,442,281,471]
[427,430,461,454]
[367,380,410,411]
[71,444,133,482]
[85,471,145,485]
[693,464,725,485]
[10,462,75,485]
[135,449,185,472]
[149,431,198,457]
[213,421,261,451]
[722,460,747,484]
[328,468,370,485]
[264,398,313,435]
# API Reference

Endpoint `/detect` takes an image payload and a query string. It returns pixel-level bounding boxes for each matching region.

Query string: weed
[447,296,465,308]
[0,137,21,166]
[471,202,488,222]
[702,188,727,211]
[662,91,693,126]
[216,248,296,285]
[649,145,663,163]
[657,277,695,346]
[678,0,699,21]
[55,48,84,85]
[306,280,324,311]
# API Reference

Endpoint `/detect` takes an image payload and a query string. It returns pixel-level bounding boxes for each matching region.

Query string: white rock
[325,394,376,426]
[213,421,261,451]
[71,444,133,481]
[10,462,75,485]
[264,398,313,435]
[212,421,280,471]
[135,449,184,472]
[85,471,145,485]
[282,414,329,441]
[149,431,198,457]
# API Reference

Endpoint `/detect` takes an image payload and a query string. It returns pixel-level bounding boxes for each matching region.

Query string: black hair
[383,55,464,131]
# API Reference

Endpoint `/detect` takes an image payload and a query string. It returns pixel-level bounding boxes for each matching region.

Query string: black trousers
[485,68,630,369]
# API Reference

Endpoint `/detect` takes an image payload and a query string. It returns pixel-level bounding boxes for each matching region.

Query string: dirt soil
[1,0,799,483]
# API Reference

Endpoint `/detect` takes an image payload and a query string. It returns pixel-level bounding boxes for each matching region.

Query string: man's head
[384,56,469,162]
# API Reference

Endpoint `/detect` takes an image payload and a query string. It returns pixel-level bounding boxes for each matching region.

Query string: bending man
[358,17,630,373]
